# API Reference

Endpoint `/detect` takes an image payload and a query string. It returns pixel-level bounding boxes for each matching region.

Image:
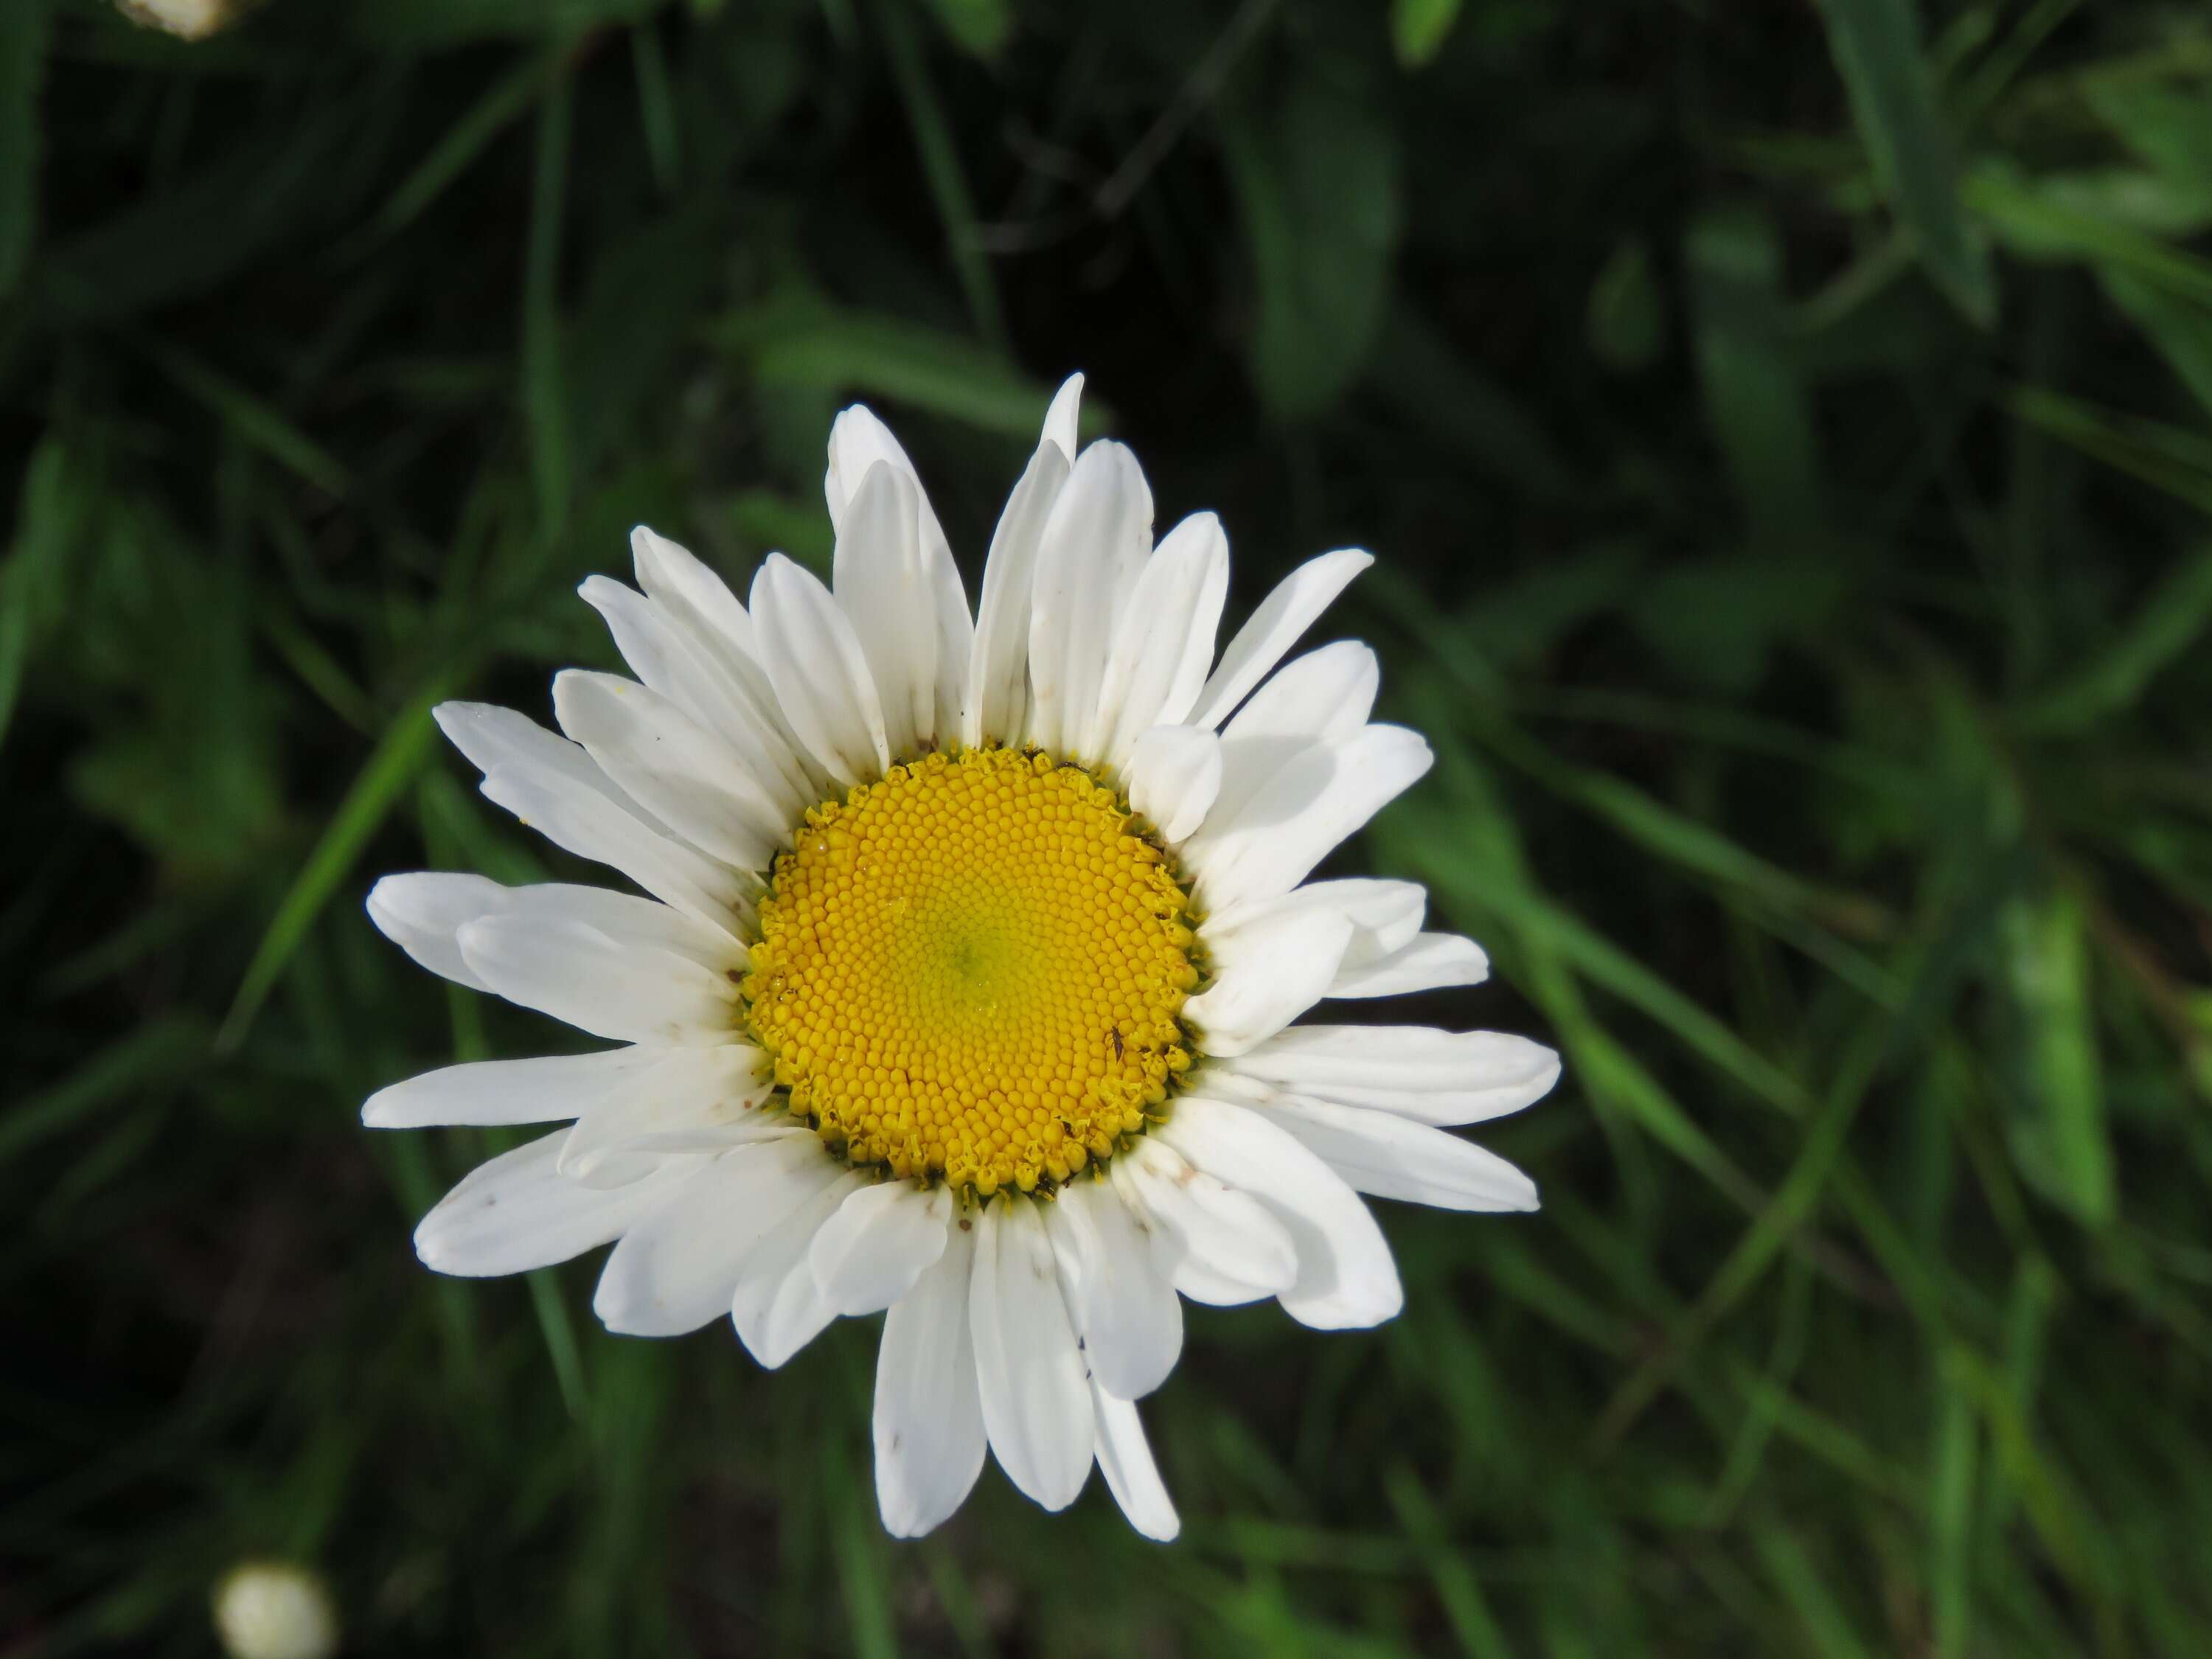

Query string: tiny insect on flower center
[741,746,1200,1197]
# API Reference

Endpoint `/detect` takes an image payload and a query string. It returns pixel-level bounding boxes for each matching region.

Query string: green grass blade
[366,44,566,241]
[522,76,573,540]
[1223,77,1402,422]
[2101,268,2212,418]
[1970,160,2212,306]
[917,0,1011,58]
[0,0,50,297]
[824,1430,899,1659]
[1369,303,1572,497]
[628,24,680,198]
[1814,0,1996,325]
[1391,0,1462,69]
[217,686,450,1051]
[875,0,1007,352]
[1755,1523,1874,1659]
[2020,540,2212,732]
[1384,1465,1514,1658]
[525,1269,588,1420]
[0,1014,206,1167]
[143,342,350,496]
[1687,207,1823,546]
[1928,1376,1980,1658]
[1998,888,2113,1225]
[712,293,1060,437]
[0,435,80,756]
[2006,383,2212,515]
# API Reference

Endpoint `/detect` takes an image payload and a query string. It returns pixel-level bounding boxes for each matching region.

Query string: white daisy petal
[1225,639,1380,744]
[366,872,508,992]
[631,526,763,664]
[832,462,936,759]
[1045,1179,1182,1400]
[1026,441,1152,762]
[928,585,975,748]
[728,1165,872,1369]
[928,592,975,751]
[970,1197,1093,1509]
[552,670,784,869]
[1160,1096,1402,1330]
[1183,907,1355,1059]
[874,1221,987,1538]
[1091,511,1230,768]
[433,701,751,931]
[1184,724,1433,915]
[561,1150,664,1193]
[1206,875,1424,960]
[481,881,739,967]
[372,874,740,987]
[963,422,1072,750]
[1112,1135,1298,1307]
[1041,371,1083,461]
[1329,931,1492,999]
[579,573,717,712]
[1198,641,1378,836]
[1311,877,1427,953]
[597,1118,795,1165]
[825,409,972,745]
[1187,549,1374,731]
[431,699,645,813]
[1125,726,1221,844]
[1225,1025,1562,1126]
[826,405,945,550]
[592,1135,825,1336]
[363,1046,658,1129]
[414,1130,666,1279]
[1091,1387,1180,1543]
[556,1045,776,1183]
[809,1180,955,1317]
[457,914,738,1046]
[578,576,820,814]
[749,553,891,787]
[1264,1093,1540,1212]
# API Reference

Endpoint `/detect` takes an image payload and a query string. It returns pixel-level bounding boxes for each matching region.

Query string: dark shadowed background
[7,0,2212,1654]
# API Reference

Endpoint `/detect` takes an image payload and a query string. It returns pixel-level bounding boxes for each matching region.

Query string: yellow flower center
[741,746,1200,1197]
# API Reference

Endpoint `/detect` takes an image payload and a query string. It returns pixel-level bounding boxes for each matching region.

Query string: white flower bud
[117,0,237,41]
[211,1561,338,1659]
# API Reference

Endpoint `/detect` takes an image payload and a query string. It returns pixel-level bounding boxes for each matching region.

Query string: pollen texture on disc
[740,747,1200,1197]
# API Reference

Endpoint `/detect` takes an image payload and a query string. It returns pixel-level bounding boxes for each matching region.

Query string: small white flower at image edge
[118,0,237,41]
[212,1559,339,1659]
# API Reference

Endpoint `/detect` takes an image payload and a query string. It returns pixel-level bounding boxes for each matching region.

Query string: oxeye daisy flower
[364,376,1561,1540]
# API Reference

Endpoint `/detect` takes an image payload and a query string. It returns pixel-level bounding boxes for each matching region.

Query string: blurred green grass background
[8,0,2212,1653]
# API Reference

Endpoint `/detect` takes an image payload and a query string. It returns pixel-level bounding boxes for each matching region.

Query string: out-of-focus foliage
[7,0,2212,1654]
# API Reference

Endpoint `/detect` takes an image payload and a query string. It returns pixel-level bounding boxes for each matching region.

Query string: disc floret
[741,746,1200,1197]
